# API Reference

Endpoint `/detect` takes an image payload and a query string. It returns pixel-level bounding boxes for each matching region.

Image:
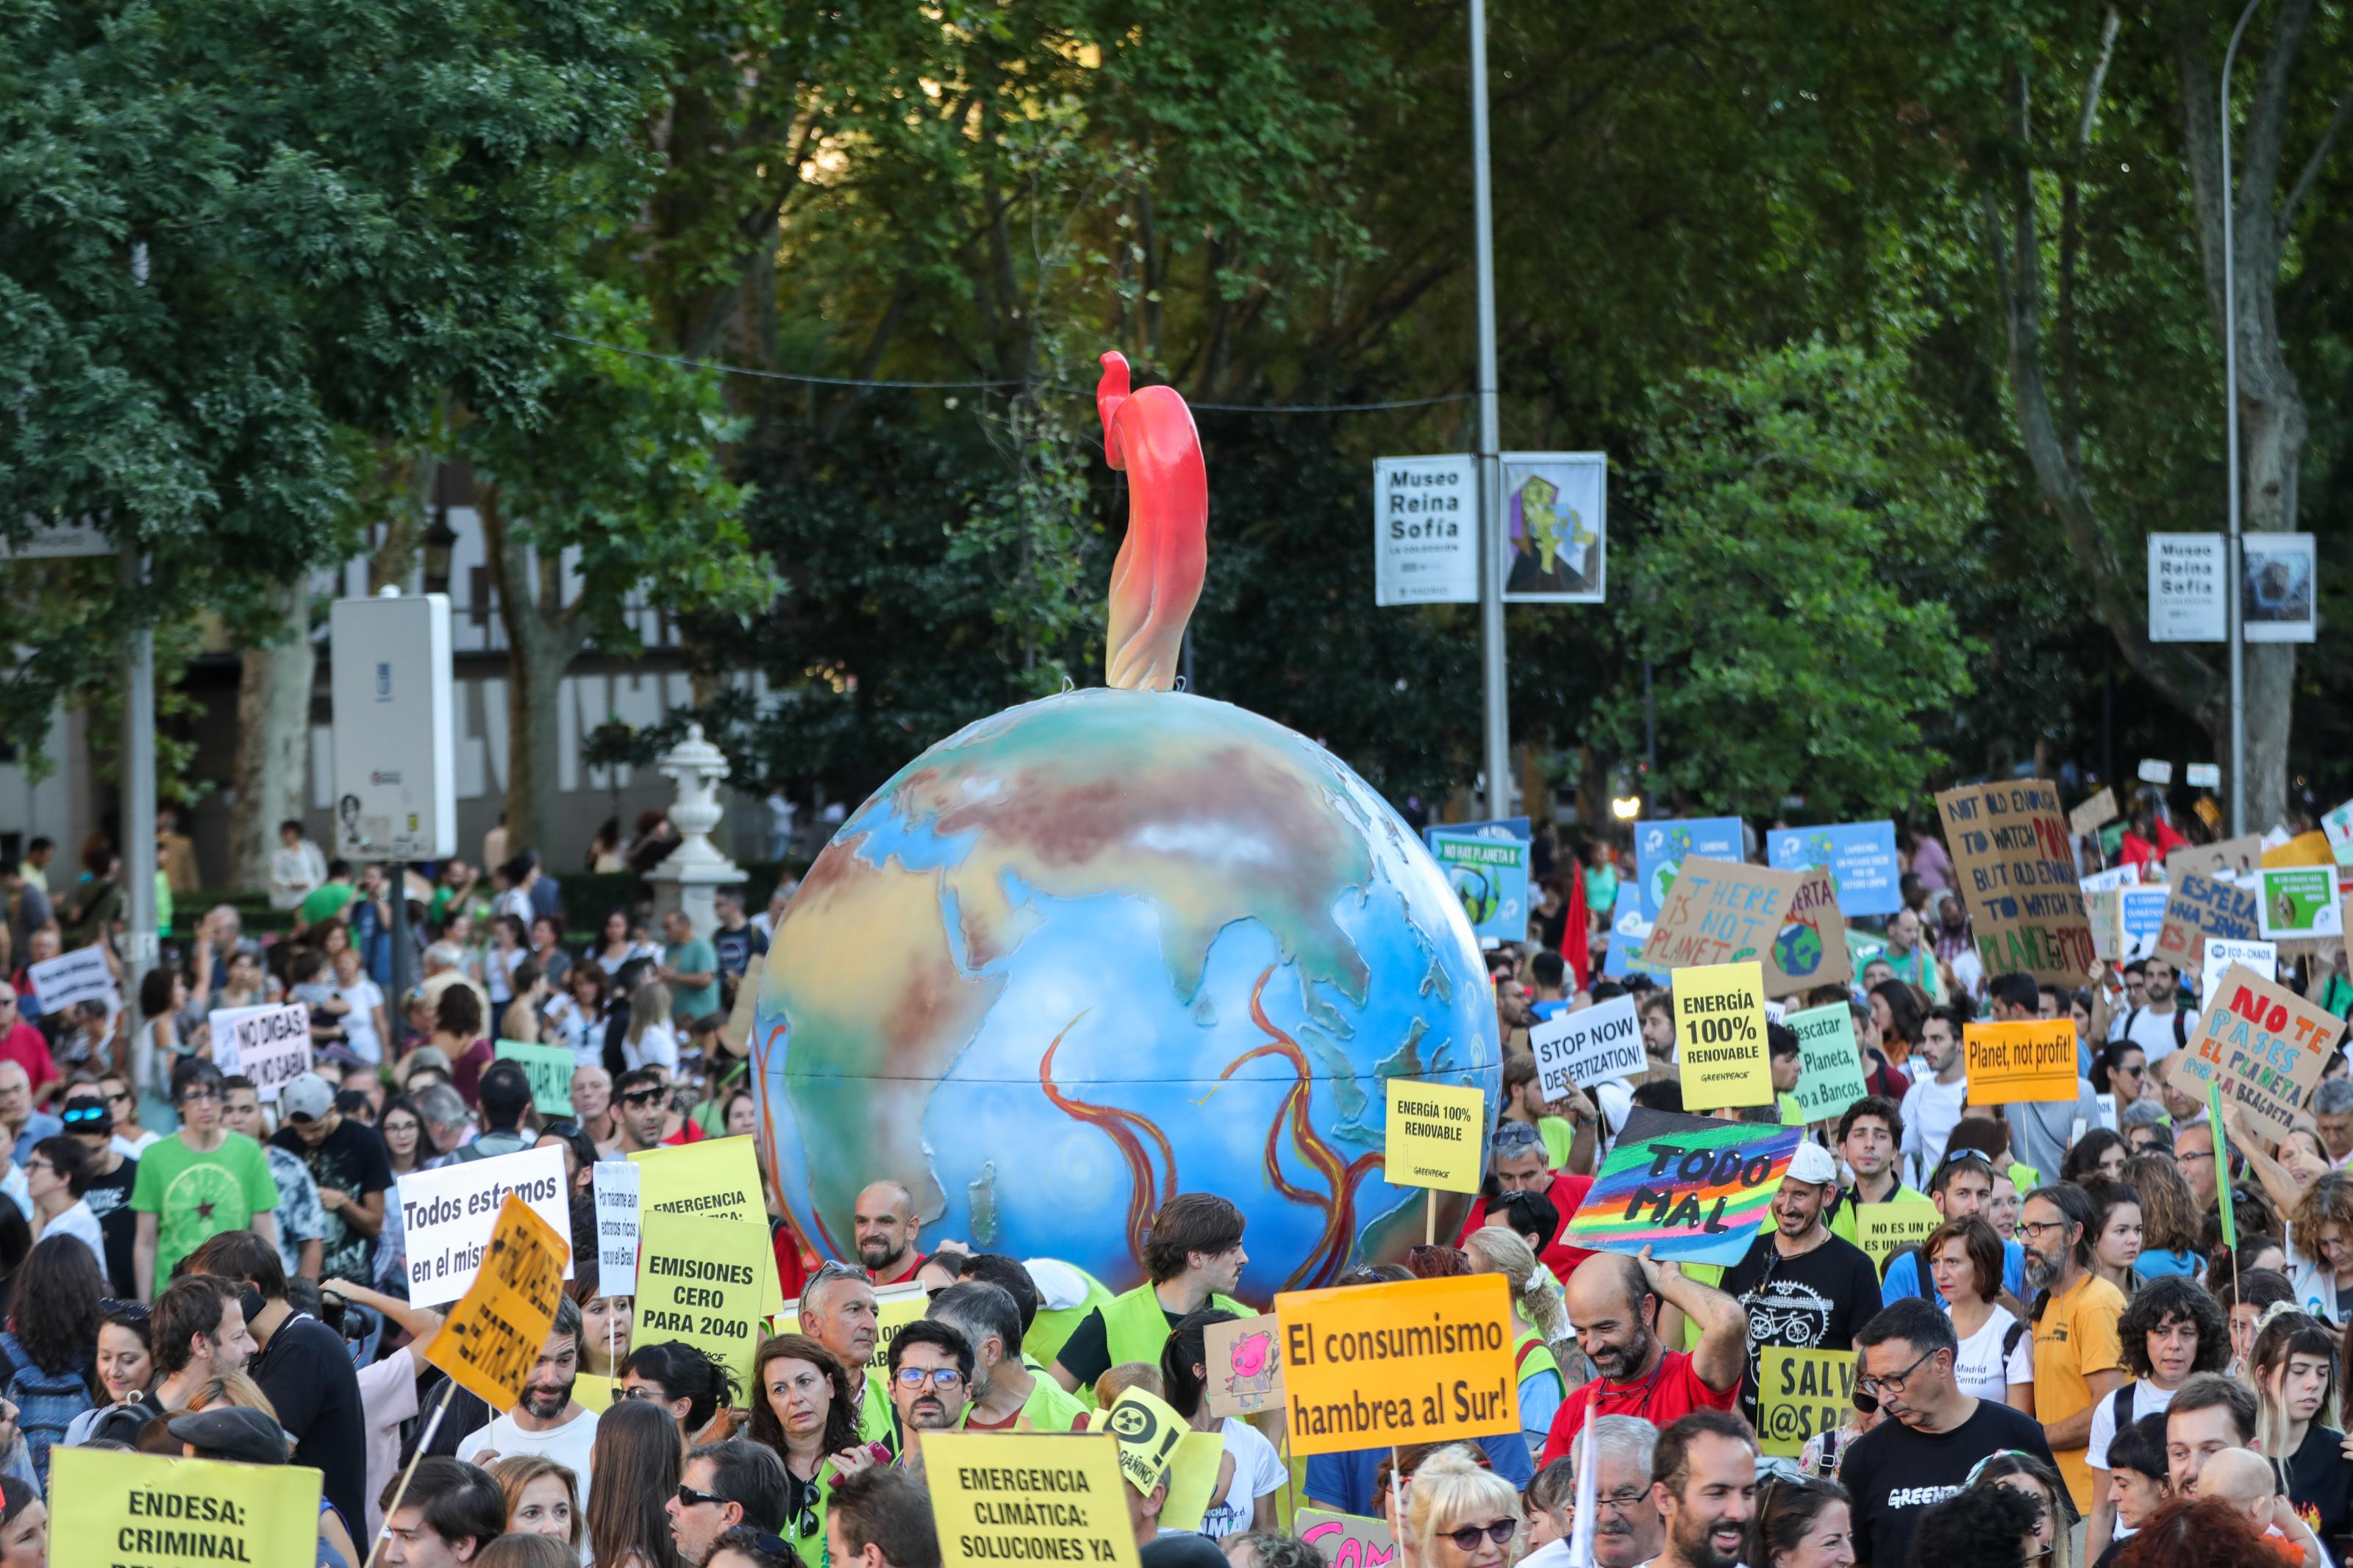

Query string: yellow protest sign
[2263,831,2335,869]
[1382,1078,1485,1194]
[52,1447,323,1568]
[1160,1431,1227,1531]
[631,1135,781,1312]
[424,1193,569,1409]
[1674,962,1773,1110]
[1274,1273,1516,1456]
[1854,1200,1942,1272]
[637,1211,768,1390]
[1963,1020,2080,1103]
[923,1431,1141,1568]
[574,1373,615,1412]
[867,1286,929,1374]
[1104,1386,1190,1494]
[1756,1348,1858,1458]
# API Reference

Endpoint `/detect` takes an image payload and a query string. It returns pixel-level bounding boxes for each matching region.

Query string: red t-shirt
[871,1251,928,1287]
[1457,1173,1597,1280]
[660,1118,707,1146]
[0,1023,57,1094]
[1538,1349,1737,1464]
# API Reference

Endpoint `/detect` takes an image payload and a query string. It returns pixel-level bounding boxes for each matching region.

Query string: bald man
[854,1180,926,1286]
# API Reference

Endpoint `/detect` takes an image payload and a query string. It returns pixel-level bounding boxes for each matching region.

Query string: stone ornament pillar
[645,722,746,938]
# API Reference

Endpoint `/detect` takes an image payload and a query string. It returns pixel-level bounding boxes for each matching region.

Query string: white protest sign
[2202,939,2277,1009]
[206,1003,311,1097]
[26,946,118,1014]
[395,1145,574,1308]
[592,1159,640,1283]
[1529,995,1643,1099]
[2079,864,2142,893]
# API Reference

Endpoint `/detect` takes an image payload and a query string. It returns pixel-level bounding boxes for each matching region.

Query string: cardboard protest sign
[2202,939,2276,1009]
[1768,821,1902,916]
[1424,820,1530,945]
[2079,864,2142,894]
[1757,1347,1858,1458]
[636,1211,766,1389]
[631,1134,781,1313]
[2116,888,2170,962]
[2264,831,2335,869]
[1274,1273,1517,1455]
[923,1432,1140,1568]
[1787,1005,1869,1122]
[495,1040,575,1116]
[591,1159,640,1282]
[2168,835,2263,885]
[1529,995,1643,1099]
[2085,890,2121,962]
[1935,778,2096,983]
[1854,1200,1942,1272]
[424,1193,569,1408]
[1673,962,1772,1109]
[2151,872,2263,974]
[396,1144,573,1308]
[1204,1313,1285,1418]
[1299,1509,1399,1568]
[51,1447,322,1568]
[2170,964,2346,1139]
[1104,1386,1190,1494]
[205,1002,311,1097]
[1561,1108,1801,1267]
[2068,787,2119,839]
[2257,867,2343,942]
[1963,1021,2080,1103]
[1383,1078,1485,1194]
[1158,1430,1227,1532]
[27,944,117,1012]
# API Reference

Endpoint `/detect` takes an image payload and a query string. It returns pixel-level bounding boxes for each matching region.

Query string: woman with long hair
[2250,1310,2350,1545]
[379,1096,428,1178]
[585,1397,684,1568]
[1869,981,1925,1068]
[619,1341,740,1445]
[0,1235,101,1485]
[567,1259,635,1381]
[590,909,655,977]
[2285,1171,2353,1321]
[747,1333,867,1564]
[486,914,529,1014]
[2062,1130,2130,1187]
[2080,1179,2144,1297]
[132,964,200,1134]
[1922,1217,2029,1411]
[1463,1225,1575,1449]
[1160,1310,1282,1536]
[548,963,611,1070]
[2120,1155,2202,1280]
[624,982,677,1074]
[1968,1450,2075,1568]
[1742,1475,1854,1568]
[491,1453,583,1554]
[63,1300,153,1445]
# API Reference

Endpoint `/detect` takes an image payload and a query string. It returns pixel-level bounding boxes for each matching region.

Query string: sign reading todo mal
[1562,1108,1799,1267]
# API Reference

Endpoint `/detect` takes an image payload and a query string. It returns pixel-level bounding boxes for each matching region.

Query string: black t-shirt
[712,924,768,978]
[1718,1230,1887,1431]
[1842,1397,2058,1568]
[2288,1421,2353,1546]
[271,1118,392,1283]
[81,1154,140,1297]
[251,1312,367,1537]
[1051,1301,1184,1389]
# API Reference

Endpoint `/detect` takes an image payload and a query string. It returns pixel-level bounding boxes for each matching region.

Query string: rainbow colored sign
[1560,1108,1802,1266]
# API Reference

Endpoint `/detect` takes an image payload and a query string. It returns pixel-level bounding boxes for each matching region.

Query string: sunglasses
[675,1483,726,1509]
[621,1089,666,1107]
[1444,1520,1518,1553]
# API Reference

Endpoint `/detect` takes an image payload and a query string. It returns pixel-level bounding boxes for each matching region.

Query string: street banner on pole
[2147,533,2227,642]
[1373,456,1478,606]
[1499,452,1607,603]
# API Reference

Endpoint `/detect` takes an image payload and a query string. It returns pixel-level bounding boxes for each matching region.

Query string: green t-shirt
[664,938,721,1018]
[1537,1114,1576,1170]
[1777,1092,1806,1126]
[129,1131,282,1280]
[298,881,358,928]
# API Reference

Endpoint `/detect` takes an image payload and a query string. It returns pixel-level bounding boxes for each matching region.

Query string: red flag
[1559,859,1591,990]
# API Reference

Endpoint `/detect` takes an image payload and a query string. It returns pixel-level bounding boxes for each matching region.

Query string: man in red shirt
[1540,1247,1746,1463]
[0,984,57,1104]
[1457,1120,1595,1278]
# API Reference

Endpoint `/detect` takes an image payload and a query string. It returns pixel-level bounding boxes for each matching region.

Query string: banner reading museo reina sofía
[1373,455,1477,606]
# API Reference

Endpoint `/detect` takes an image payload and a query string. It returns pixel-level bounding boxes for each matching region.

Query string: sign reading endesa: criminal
[1274,1274,1517,1455]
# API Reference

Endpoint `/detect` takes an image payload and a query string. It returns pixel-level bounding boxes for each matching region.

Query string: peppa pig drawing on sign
[1207,1314,1285,1417]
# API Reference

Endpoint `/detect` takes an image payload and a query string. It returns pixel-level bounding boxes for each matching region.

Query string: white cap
[1786,1142,1839,1186]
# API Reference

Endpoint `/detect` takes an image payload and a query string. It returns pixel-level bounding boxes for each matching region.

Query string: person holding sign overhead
[1537,1247,1744,1463]
[1717,1142,1885,1433]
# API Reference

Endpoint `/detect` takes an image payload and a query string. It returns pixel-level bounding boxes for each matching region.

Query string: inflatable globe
[751,352,1502,1299]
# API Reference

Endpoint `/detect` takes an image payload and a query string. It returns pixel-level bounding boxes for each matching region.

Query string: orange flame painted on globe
[1098,352,1207,692]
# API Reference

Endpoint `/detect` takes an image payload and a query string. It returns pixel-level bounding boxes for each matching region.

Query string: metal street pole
[1470,0,1510,823]
[119,545,158,999]
[2221,0,2262,837]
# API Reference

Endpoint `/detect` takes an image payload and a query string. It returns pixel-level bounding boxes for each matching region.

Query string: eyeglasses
[105,1090,132,1104]
[21,1160,50,1176]
[178,1087,221,1103]
[2019,1219,2073,1237]
[1443,1520,1518,1553]
[676,1483,726,1509]
[1855,1345,1941,1400]
[618,1385,669,1402]
[2175,1150,2215,1166]
[1595,1487,1650,1514]
[893,1367,965,1389]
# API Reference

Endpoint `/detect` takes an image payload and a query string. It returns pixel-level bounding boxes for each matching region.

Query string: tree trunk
[227,576,315,891]
[479,488,584,862]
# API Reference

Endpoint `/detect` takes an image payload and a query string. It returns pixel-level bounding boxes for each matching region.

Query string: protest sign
[1963,1020,2080,1103]
[1529,995,1643,1099]
[1935,778,2096,984]
[1643,859,1847,997]
[1674,962,1772,1109]
[1561,1108,1801,1267]
[636,1211,766,1388]
[2151,872,2262,974]
[424,1193,569,1408]
[1274,1273,1516,1455]
[865,1284,929,1374]
[1104,1385,1190,1494]
[1767,820,1901,916]
[1424,819,1530,945]
[591,1159,640,1282]
[2257,867,2343,942]
[396,1144,573,1308]
[1204,1313,1285,1418]
[2170,964,2345,1139]
[2116,888,2170,962]
[2085,890,2121,962]
[51,1447,322,1568]
[2265,831,2335,869]
[923,1432,1141,1568]
[1779,868,1852,995]
[2324,798,2353,865]
[1299,1509,1399,1568]
[631,1134,781,1312]
[2069,787,2119,839]
[1158,1430,1227,1532]
[2079,864,2142,894]
[1384,1078,1485,1195]
[495,1040,575,1116]
[1756,1348,1859,1458]
[2169,835,2263,885]
[2202,939,2276,1009]
[205,1002,311,1097]
[1854,1200,1943,1271]
[26,944,116,1012]
[1787,1005,1869,1122]
[1608,816,1745,978]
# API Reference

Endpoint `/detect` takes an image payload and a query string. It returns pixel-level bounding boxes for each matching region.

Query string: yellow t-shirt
[2031,1270,2127,1511]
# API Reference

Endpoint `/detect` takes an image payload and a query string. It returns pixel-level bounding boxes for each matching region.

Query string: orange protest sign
[1963,1021,2079,1103]
[1274,1274,1516,1456]
[424,1195,568,1409]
